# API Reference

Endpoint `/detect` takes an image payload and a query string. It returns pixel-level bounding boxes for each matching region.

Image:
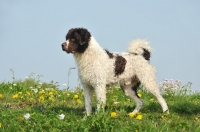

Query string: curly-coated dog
[61,28,169,115]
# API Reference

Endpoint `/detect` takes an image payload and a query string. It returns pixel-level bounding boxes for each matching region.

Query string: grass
[0,77,200,132]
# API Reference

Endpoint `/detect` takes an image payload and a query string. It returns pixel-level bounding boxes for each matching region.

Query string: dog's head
[61,28,91,54]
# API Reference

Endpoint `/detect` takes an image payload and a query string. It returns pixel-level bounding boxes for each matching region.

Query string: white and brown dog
[61,28,168,115]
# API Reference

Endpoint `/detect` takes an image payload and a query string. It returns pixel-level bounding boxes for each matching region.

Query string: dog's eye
[71,39,75,41]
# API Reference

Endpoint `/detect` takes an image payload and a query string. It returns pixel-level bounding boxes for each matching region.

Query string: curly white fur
[71,37,168,115]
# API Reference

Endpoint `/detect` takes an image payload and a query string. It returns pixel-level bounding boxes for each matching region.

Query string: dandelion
[59,114,65,120]
[74,94,79,99]
[18,92,22,94]
[39,90,45,94]
[111,112,117,117]
[0,94,3,98]
[128,112,137,117]
[137,93,142,98]
[136,114,142,120]
[150,98,154,101]
[76,99,82,103]
[39,96,45,102]
[12,94,18,98]
[24,113,30,120]
[18,117,24,121]
[49,97,55,102]
[195,117,199,121]
[49,91,54,95]
[26,91,30,95]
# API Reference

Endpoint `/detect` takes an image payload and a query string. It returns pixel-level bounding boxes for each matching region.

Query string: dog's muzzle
[61,42,70,53]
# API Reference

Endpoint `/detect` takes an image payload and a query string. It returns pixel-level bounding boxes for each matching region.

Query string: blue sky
[0,1,199,91]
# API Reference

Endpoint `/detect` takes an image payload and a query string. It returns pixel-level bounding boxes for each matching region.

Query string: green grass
[0,78,200,132]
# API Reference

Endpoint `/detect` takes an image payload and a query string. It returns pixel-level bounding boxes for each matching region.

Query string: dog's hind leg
[136,66,169,113]
[122,81,144,114]
[83,84,94,115]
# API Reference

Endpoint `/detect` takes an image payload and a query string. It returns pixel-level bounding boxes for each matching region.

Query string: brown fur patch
[114,55,127,76]
[105,49,114,58]
[142,48,151,61]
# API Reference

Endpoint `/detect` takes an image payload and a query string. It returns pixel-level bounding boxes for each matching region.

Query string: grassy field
[0,76,200,132]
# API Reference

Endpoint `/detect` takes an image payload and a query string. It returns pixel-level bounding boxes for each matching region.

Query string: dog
[61,28,169,115]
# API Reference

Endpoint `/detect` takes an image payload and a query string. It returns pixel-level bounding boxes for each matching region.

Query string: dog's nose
[61,42,65,47]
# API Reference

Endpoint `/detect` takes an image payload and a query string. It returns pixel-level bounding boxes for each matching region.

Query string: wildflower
[31,88,38,93]
[150,98,154,101]
[128,112,137,117]
[137,93,142,98]
[76,99,82,103]
[18,92,22,94]
[59,114,65,120]
[74,94,79,99]
[111,112,117,117]
[113,102,119,104]
[0,94,3,98]
[26,91,30,95]
[136,114,142,120]
[13,83,17,86]
[24,113,31,120]
[49,91,54,95]
[39,96,45,102]
[12,94,18,98]
[49,97,55,102]
[0,123,1,128]
[195,117,199,121]
[18,117,24,121]
[39,90,45,94]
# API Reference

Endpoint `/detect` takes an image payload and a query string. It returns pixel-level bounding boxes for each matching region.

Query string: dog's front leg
[83,84,94,115]
[94,85,106,112]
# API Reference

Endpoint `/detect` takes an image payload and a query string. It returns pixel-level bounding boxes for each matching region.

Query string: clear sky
[0,1,199,91]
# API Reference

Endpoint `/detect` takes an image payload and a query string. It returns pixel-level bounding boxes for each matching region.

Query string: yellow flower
[128,112,137,117]
[76,99,82,103]
[49,91,54,95]
[0,123,1,128]
[39,90,45,94]
[137,93,142,98]
[49,97,55,102]
[195,117,199,121]
[26,91,30,95]
[111,112,117,117]
[0,94,3,98]
[150,98,154,101]
[74,94,79,99]
[39,96,45,102]
[12,94,19,98]
[18,92,22,94]
[136,114,142,120]
[18,117,24,121]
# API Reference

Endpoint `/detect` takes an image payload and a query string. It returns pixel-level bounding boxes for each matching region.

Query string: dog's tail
[127,39,151,61]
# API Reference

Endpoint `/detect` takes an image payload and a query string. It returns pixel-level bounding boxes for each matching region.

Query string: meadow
[0,73,200,132]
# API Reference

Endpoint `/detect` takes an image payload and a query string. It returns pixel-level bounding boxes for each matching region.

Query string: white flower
[13,84,17,86]
[24,113,30,120]
[113,102,119,104]
[31,88,38,93]
[59,114,65,120]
